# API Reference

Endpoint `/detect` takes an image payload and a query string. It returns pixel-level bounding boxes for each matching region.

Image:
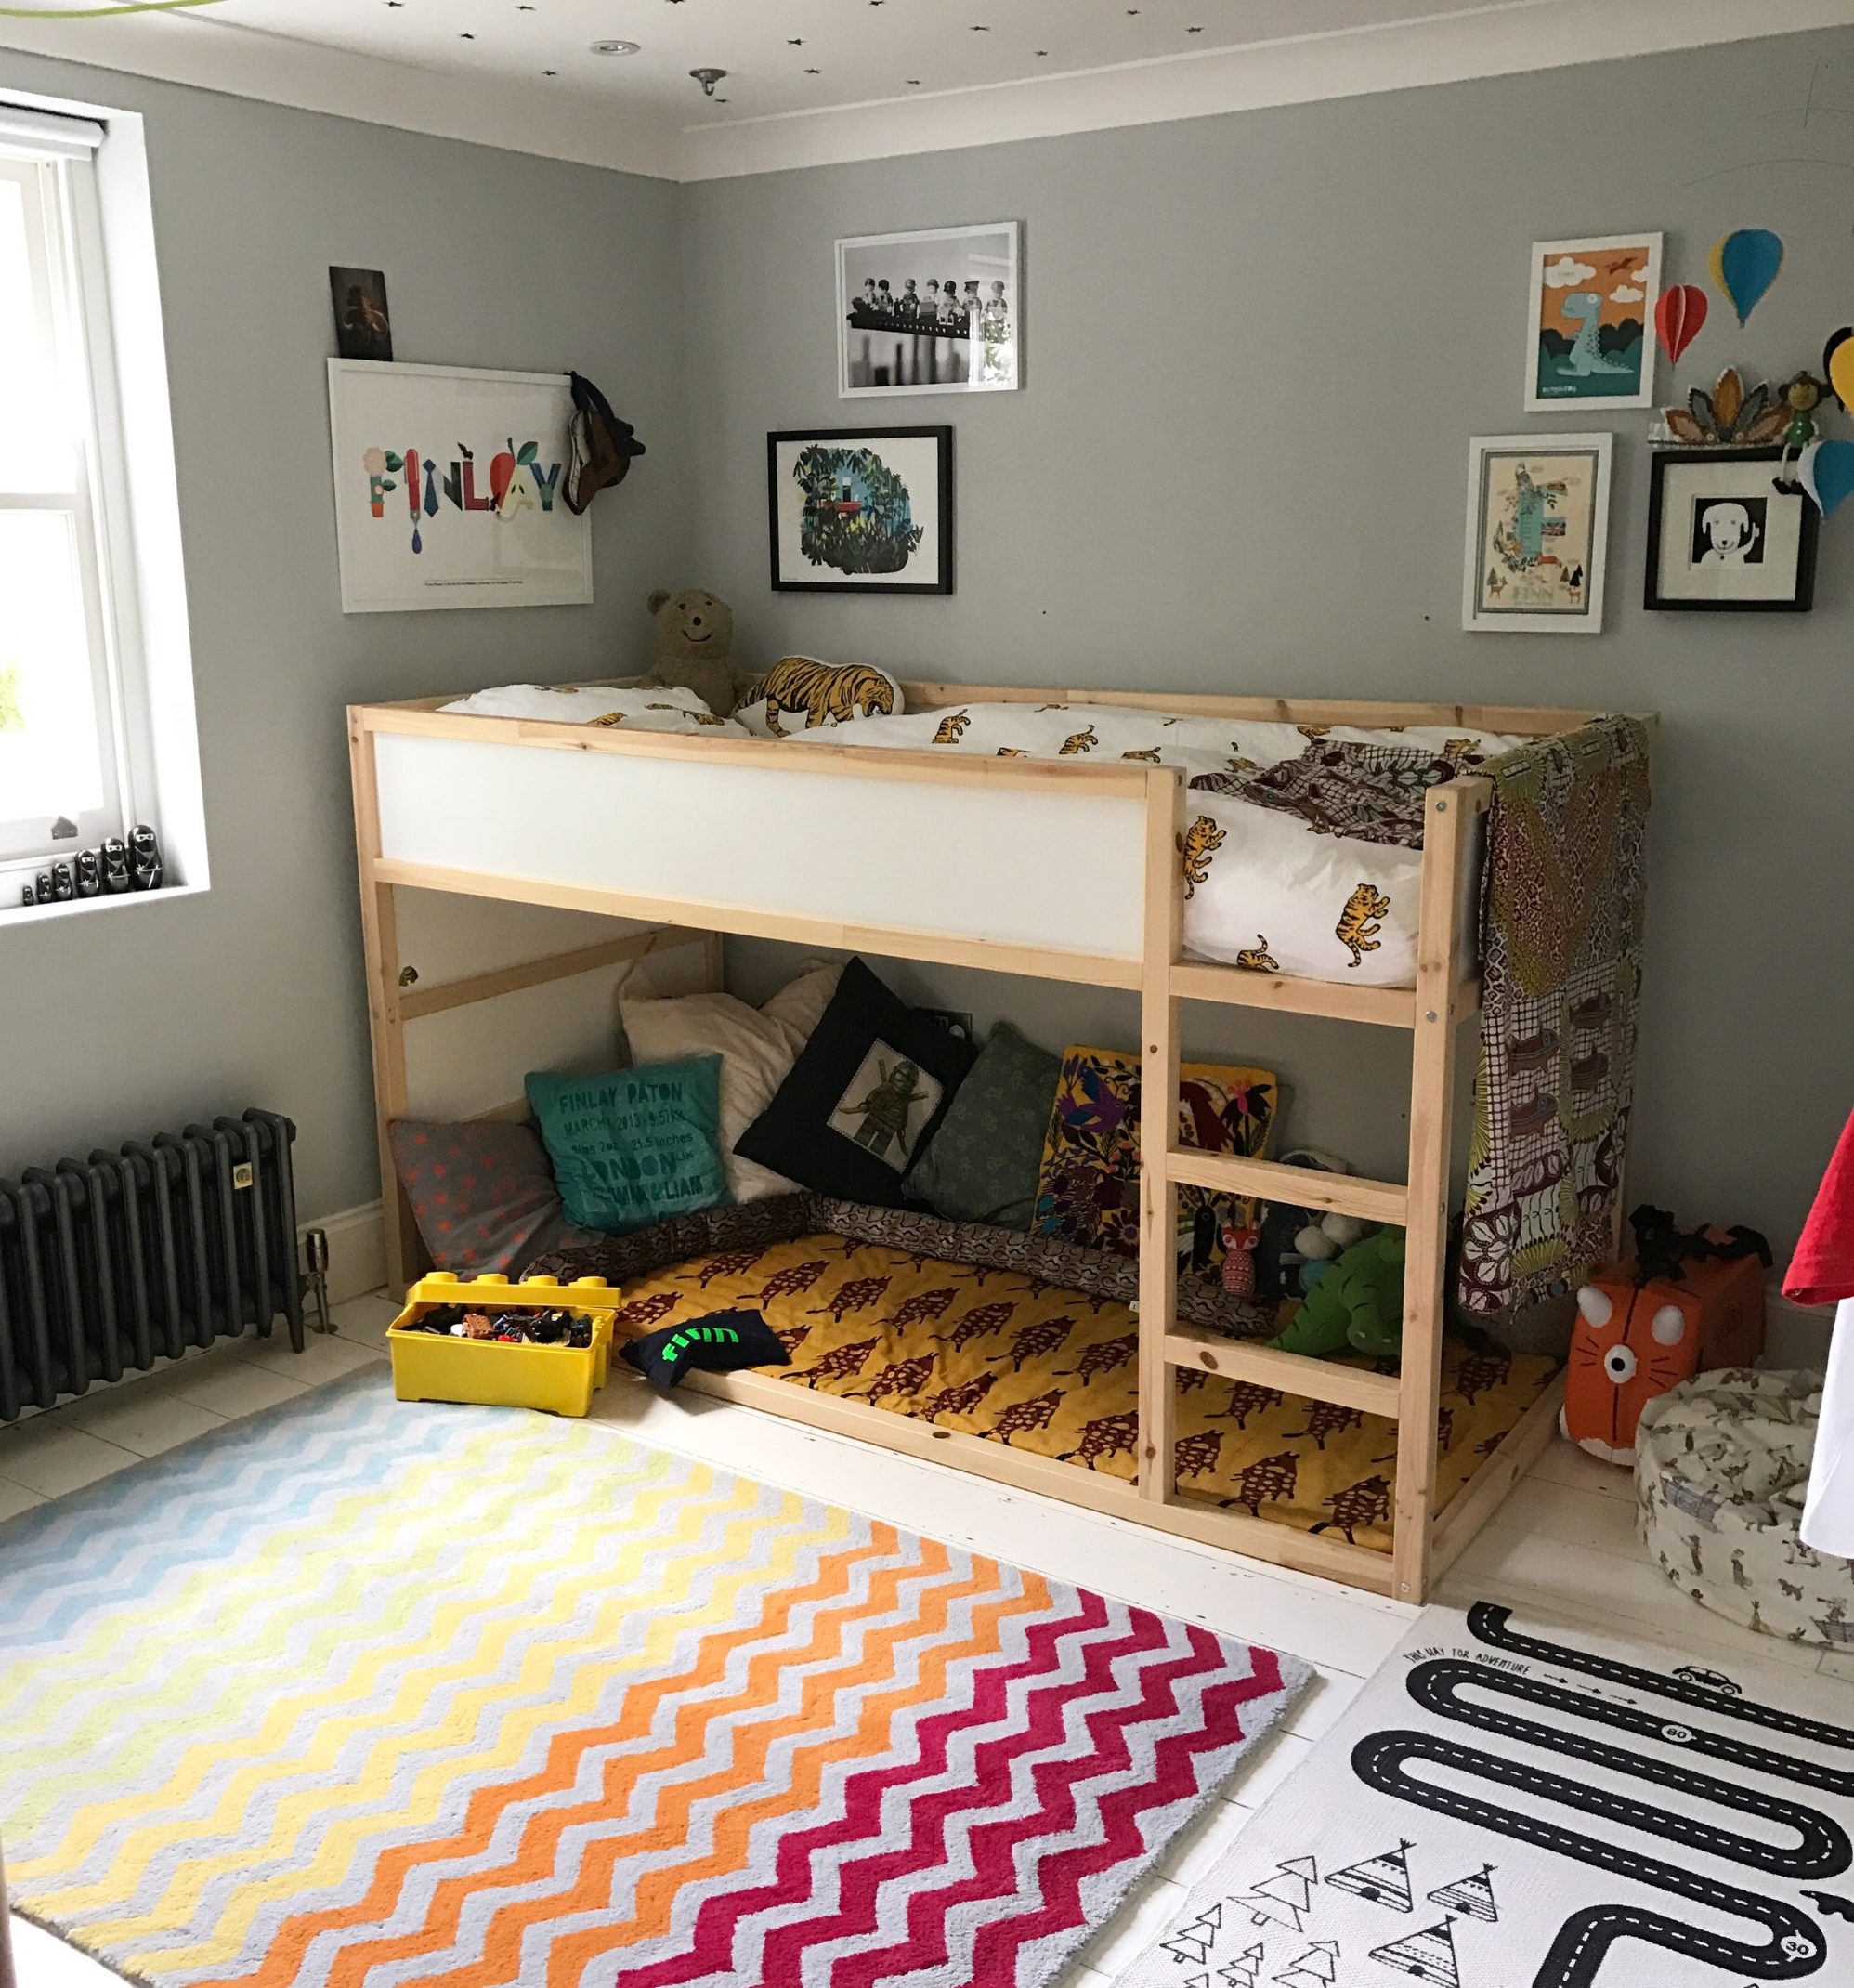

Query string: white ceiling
[213,0,1539,123]
[1,0,1851,178]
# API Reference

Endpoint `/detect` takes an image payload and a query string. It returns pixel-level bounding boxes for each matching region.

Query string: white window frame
[0,103,176,906]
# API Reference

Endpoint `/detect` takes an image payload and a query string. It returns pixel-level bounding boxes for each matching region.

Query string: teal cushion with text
[525,1055,729,1234]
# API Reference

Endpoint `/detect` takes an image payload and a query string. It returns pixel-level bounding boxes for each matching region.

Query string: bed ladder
[1136,768,1506,1606]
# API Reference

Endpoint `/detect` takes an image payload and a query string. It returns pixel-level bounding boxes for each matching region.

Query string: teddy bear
[638,588,747,717]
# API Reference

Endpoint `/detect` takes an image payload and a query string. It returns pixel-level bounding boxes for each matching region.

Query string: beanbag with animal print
[734,655,906,738]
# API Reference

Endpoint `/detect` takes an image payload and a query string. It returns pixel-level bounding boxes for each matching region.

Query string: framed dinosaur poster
[1523,232,1663,411]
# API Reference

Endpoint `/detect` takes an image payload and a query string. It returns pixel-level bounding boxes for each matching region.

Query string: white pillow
[620,962,843,1202]
[1180,792,1423,987]
[437,683,750,736]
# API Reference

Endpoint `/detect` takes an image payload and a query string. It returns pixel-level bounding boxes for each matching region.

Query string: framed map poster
[1462,433,1612,634]
[327,360,592,613]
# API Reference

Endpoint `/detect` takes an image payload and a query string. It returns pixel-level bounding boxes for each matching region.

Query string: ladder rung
[1169,960,1418,1029]
[1166,1149,1409,1225]
[1164,1329,1401,1417]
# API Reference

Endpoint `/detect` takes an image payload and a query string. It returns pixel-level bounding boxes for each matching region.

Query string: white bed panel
[372,731,1147,960]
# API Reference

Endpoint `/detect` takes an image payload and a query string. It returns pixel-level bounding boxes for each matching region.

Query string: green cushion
[525,1055,729,1234]
[904,1020,1062,1229]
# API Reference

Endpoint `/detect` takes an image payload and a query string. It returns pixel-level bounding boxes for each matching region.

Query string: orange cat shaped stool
[1560,1206,1769,1467]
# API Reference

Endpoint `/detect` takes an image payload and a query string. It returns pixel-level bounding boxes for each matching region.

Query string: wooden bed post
[1138,771,1185,1504]
[347,710,420,1297]
[1390,775,1490,1602]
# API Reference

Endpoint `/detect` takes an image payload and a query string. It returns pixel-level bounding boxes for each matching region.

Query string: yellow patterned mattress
[610,1236,1557,1552]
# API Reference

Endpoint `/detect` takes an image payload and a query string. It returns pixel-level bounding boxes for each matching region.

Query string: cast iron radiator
[0,1109,304,1423]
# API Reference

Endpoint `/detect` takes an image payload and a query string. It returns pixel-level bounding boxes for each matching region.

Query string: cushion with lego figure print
[733,958,976,1206]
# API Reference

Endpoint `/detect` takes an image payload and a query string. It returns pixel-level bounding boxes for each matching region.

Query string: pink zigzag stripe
[604,1588,1144,1986]
[831,1622,1283,1988]
[605,1591,1279,1986]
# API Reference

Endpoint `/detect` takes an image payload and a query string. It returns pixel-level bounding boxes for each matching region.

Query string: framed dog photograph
[1645,447,1818,611]
[767,426,953,594]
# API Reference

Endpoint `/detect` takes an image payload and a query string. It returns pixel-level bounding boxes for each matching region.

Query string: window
[0,110,148,888]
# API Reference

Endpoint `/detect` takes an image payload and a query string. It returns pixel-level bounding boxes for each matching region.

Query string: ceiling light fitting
[590,39,641,56]
[690,67,727,96]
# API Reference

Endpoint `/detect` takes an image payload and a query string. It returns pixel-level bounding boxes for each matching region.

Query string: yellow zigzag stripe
[24,1478,869,1973]
[1,1419,610,1712]
[123,1497,869,1977]
[15,1453,748,1897]
[2,1428,649,1826]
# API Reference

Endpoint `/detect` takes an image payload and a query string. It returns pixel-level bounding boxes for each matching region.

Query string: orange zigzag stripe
[203,1526,1039,1988]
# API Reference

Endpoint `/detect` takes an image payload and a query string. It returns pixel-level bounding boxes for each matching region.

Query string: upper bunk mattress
[793,701,1525,987]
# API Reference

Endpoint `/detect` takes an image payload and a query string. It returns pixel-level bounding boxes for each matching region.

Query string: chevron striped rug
[0,1369,1309,1988]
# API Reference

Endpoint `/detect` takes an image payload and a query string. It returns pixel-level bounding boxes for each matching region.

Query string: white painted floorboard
[3,1292,1848,1988]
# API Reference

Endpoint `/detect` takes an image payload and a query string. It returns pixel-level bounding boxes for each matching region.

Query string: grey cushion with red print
[388,1118,599,1275]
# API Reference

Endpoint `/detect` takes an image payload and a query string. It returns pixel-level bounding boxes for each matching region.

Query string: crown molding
[0,0,1850,185]
[676,0,1854,181]
[0,8,682,179]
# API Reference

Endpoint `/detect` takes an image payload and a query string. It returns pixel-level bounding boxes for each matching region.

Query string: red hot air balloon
[1654,284,1707,366]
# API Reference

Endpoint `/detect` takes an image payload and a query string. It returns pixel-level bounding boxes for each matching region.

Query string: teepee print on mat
[1327,1838,1416,1910]
[1429,1863,1500,1922]
[1369,1915,1463,1983]
[1123,1598,1853,1988]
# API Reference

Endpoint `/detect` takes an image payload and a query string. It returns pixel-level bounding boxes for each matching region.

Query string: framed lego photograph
[836,224,1019,397]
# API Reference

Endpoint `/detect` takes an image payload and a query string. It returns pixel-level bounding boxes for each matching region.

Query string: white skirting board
[300,1202,389,1307]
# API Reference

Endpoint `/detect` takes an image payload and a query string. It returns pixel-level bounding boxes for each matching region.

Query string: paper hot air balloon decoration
[1654,284,1707,367]
[1823,327,1854,412]
[1710,229,1784,327]
[1797,438,1854,519]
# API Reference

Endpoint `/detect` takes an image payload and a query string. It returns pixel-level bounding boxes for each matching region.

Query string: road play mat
[1125,1598,1854,1988]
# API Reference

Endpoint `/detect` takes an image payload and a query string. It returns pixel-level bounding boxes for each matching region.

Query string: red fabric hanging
[1784,1110,1854,1305]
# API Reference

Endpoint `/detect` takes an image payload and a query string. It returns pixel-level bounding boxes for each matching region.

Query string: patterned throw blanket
[1458,715,1652,1316]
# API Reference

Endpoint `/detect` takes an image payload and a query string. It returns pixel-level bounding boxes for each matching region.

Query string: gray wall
[685,25,1854,1255]
[0,55,693,1217]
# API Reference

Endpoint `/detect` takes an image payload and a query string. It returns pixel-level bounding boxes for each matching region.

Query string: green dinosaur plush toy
[1269,1229,1407,1358]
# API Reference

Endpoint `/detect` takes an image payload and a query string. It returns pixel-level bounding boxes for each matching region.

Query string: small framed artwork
[329,266,392,362]
[837,223,1019,397]
[1462,433,1612,634]
[768,427,952,594]
[1644,447,1818,612]
[327,360,591,612]
[1524,233,1663,412]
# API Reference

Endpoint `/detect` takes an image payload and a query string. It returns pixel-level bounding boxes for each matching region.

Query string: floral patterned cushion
[1031,1046,1276,1289]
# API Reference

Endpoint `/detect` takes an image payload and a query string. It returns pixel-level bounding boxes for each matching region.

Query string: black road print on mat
[1342,1601,1854,1987]
[1468,1601,1854,1750]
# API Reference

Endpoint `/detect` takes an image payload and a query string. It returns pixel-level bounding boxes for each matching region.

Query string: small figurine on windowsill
[99,837,131,894]
[130,823,163,891]
[74,847,102,897]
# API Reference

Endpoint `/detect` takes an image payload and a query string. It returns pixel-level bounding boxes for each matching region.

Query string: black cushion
[620,1309,790,1390]
[734,957,978,1206]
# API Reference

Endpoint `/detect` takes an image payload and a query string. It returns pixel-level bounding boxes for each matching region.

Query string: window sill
[0,879,206,933]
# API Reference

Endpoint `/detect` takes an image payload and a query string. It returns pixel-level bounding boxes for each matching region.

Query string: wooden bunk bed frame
[348,683,1626,1604]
